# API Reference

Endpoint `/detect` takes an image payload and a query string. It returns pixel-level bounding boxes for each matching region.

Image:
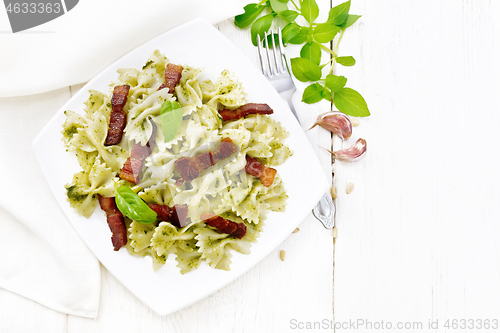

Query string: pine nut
[351,117,361,127]
[331,186,337,199]
[346,182,354,194]
[292,228,300,234]
[332,227,338,238]
[280,250,286,261]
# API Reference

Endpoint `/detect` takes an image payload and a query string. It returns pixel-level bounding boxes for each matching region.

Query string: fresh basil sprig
[115,185,157,224]
[161,100,183,142]
[234,0,370,117]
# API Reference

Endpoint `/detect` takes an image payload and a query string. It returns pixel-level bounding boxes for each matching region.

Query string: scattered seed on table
[346,182,354,194]
[280,250,286,261]
[292,228,300,234]
[331,186,337,199]
[351,117,361,127]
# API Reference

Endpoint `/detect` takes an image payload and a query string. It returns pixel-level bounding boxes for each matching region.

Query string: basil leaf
[313,23,341,43]
[336,56,356,66]
[290,57,322,82]
[277,0,289,2]
[251,13,274,46]
[115,186,157,224]
[327,0,351,25]
[282,22,301,44]
[338,14,361,29]
[270,0,288,13]
[161,100,183,143]
[278,9,299,22]
[301,0,319,24]
[302,83,329,104]
[325,74,347,92]
[300,42,321,65]
[333,87,370,117]
[321,87,333,100]
[288,26,309,44]
[234,4,265,29]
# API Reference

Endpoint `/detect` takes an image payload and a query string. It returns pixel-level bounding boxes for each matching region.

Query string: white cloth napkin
[0,0,244,318]
[0,0,245,98]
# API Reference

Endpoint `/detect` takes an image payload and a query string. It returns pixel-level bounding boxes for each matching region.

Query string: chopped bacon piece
[105,85,130,146]
[174,157,200,182]
[233,223,247,239]
[196,151,214,170]
[212,138,239,162]
[158,63,184,93]
[97,195,127,251]
[147,203,188,228]
[245,156,277,187]
[200,213,247,239]
[148,203,172,222]
[174,138,238,183]
[172,204,189,228]
[218,103,273,122]
[119,123,158,184]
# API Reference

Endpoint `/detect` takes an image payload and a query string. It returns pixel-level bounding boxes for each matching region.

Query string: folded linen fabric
[0,0,244,98]
[0,89,101,318]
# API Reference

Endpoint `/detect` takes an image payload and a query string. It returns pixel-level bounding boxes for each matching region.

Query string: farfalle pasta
[62,50,291,274]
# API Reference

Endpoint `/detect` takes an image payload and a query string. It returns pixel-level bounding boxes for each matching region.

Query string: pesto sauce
[64,125,78,139]
[66,185,86,202]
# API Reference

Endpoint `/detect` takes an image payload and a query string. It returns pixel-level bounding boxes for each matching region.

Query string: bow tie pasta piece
[195,227,251,271]
[62,111,87,150]
[205,70,247,109]
[69,114,128,172]
[128,221,157,253]
[65,158,116,218]
[175,66,204,109]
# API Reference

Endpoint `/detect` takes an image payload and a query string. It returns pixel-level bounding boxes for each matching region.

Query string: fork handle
[278,89,299,121]
[312,192,335,229]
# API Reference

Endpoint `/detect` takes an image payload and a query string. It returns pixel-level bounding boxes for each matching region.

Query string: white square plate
[33,18,328,316]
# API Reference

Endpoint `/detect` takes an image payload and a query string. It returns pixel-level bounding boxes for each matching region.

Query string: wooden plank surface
[334,0,500,332]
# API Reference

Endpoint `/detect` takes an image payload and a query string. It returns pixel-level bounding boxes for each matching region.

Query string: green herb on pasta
[160,100,183,143]
[115,185,157,224]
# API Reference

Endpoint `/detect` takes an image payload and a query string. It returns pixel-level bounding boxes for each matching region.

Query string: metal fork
[258,29,336,230]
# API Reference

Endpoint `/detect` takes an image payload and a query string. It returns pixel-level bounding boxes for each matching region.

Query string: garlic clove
[324,138,367,162]
[309,111,352,140]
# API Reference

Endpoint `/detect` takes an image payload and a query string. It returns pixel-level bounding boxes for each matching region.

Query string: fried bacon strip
[97,195,127,251]
[174,138,238,183]
[201,213,247,239]
[158,63,184,93]
[245,155,277,187]
[105,85,130,146]
[172,204,189,228]
[148,203,188,228]
[218,103,273,122]
[147,203,172,221]
[119,123,158,184]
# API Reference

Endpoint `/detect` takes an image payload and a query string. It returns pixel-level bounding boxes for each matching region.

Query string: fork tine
[271,29,281,76]
[257,36,268,77]
[277,28,287,74]
[264,31,274,77]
